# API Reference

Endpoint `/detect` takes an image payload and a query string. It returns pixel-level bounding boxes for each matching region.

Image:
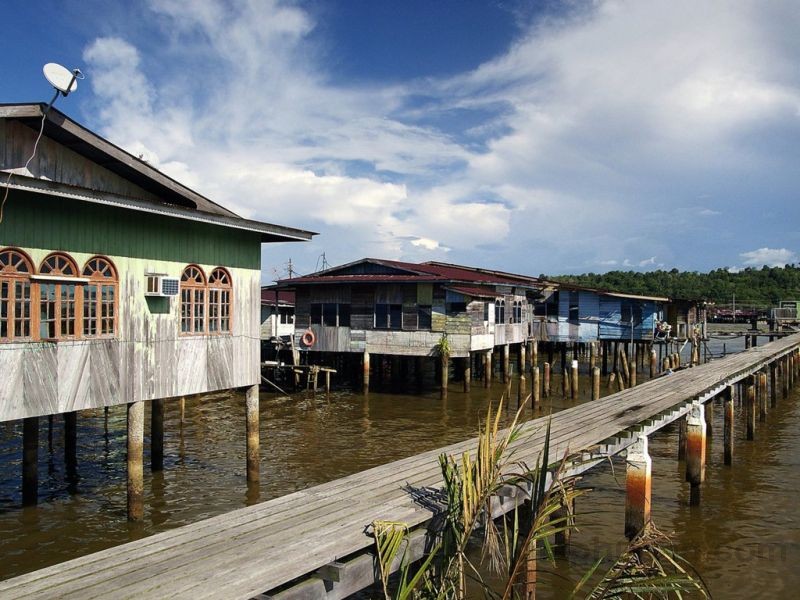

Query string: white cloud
[78,0,800,278]
[739,247,798,267]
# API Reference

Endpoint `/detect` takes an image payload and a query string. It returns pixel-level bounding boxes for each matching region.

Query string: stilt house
[278,258,544,359]
[0,103,313,423]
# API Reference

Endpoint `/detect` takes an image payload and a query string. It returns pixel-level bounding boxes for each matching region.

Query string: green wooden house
[0,103,312,510]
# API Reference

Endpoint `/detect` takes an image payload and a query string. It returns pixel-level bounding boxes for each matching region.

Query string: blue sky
[3,0,800,281]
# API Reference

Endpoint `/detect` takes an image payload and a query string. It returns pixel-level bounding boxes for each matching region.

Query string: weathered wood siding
[0,246,259,422]
[0,190,261,421]
[1,120,164,205]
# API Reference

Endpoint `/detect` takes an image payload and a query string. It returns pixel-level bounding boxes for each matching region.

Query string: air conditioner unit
[145,274,180,297]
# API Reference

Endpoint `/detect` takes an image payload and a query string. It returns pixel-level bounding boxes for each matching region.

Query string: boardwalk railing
[2,334,799,600]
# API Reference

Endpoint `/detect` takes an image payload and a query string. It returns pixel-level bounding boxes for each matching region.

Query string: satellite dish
[43,62,82,96]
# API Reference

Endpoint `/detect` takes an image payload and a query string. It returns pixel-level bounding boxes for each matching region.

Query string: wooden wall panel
[57,344,91,412]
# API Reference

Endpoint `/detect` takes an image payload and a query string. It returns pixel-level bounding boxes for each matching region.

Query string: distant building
[260,287,295,340]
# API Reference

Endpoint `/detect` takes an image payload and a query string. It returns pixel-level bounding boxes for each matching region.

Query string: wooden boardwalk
[2,334,799,600]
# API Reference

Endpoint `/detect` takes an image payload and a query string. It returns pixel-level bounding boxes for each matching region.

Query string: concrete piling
[362,351,370,394]
[570,360,579,400]
[625,435,651,540]
[686,403,706,506]
[127,401,144,521]
[245,385,260,484]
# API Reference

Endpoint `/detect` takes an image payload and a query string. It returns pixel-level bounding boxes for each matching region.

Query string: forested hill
[547,265,800,306]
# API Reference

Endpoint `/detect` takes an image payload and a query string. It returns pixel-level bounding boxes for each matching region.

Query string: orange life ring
[301,329,316,347]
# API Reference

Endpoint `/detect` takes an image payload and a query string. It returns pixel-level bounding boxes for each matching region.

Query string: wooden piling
[553,497,573,556]
[64,411,77,470]
[22,417,38,506]
[543,362,551,397]
[758,371,768,422]
[127,401,144,521]
[723,385,734,465]
[440,353,449,398]
[530,339,538,372]
[602,341,608,375]
[503,344,510,384]
[770,363,778,408]
[570,360,579,400]
[325,370,331,395]
[532,366,540,409]
[704,398,713,438]
[685,403,706,506]
[782,356,789,399]
[179,396,186,423]
[592,366,600,401]
[625,435,651,540]
[151,398,165,472]
[678,417,686,460]
[463,355,471,393]
[484,351,492,388]
[589,342,596,371]
[362,351,370,394]
[745,335,751,350]
[245,384,260,484]
[607,371,616,390]
[746,375,756,440]
[520,343,527,376]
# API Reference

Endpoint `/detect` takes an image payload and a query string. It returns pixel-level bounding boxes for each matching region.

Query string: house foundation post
[686,403,706,506]
[592,366,600,401]
[246,384,260,484]
[151,398,165,472]
[362,351,370,394]
[746,375,756,440]
[625,435,651,540]
[484,350,492,388]
[503,344,510,384]
[723,385,734,465]
[463,354,471,393]
[127,401,144,521]
[22,417,38,506]
[570,360,579,400]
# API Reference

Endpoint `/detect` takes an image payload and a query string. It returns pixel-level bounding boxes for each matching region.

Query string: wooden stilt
[782,356,789,399]
[543,362,551,397]
[602,341,608,375]
[484,351,492,388]
[759,371,768,422]
[179,396,186,423]
[746,375,756,441]
[503,344,510,384]
[325,370,331,395]
[529,339,537,372]
[553,497,573,556]
[723,385,734,465]
[770,363,778,408]
[463,354,471,393]
[127,401,144,521]
[532,366,540,409]
[440,353,449,398]
[64,411,77,470]
[589,342,596,371]
[686,403,706,506]
[592,366,600,401]
[704,398,713,438]
[22,416,38,506]
[678,417,686,460]
[520,343,527,376]
[151,398,164,472]
[625,435,651,540]
[245,384,260,484]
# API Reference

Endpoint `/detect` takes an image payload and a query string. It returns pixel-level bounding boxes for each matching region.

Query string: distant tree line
[546,264,800,307]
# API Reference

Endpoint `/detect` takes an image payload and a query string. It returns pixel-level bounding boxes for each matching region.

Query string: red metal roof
[260,288,295,305]
[445,285,503,299]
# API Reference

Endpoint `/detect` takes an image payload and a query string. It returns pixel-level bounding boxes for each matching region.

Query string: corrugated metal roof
[445,285,502,299]
[260,288,296,305]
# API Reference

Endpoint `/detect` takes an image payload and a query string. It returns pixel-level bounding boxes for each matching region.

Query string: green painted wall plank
[0,190,261,269]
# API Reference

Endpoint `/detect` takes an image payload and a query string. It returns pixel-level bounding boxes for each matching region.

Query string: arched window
[0,247,34,341]
[208,267,232,333]
[181,265,206,334]
[514,301,522,324]
[82,256,117,337]
[494,298,505,325]
[39,253,79,339]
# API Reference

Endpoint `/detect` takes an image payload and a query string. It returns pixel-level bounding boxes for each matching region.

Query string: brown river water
[1,333,798,598]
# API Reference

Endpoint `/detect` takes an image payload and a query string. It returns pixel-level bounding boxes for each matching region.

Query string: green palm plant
[372,397,708,600]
